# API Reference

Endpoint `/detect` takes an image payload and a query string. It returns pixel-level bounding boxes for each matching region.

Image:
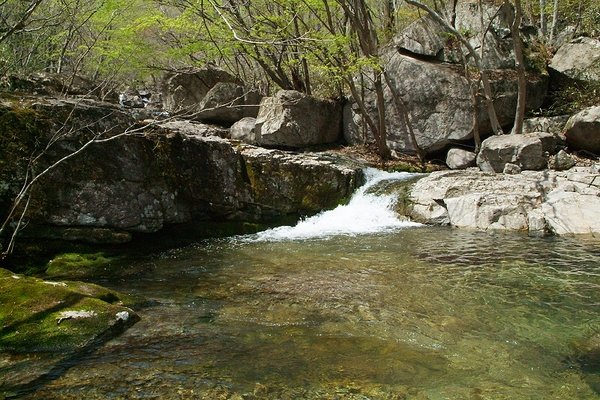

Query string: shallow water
[15,227,600,399]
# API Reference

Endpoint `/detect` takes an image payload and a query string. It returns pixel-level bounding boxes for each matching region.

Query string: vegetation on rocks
[0,267,139,353]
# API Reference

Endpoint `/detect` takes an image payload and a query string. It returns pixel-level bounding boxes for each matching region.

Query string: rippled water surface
[19,227,600,399]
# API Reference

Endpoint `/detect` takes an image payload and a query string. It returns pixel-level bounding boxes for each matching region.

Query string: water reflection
[17,228,600,399]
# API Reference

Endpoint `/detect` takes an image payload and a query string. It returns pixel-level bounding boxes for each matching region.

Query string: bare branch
[0,0,44,44]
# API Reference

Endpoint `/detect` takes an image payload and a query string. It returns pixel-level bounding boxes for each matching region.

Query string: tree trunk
[539,0,547,38]
[510,0,527,135]
[549,0,559,45]
[374,71,391,159]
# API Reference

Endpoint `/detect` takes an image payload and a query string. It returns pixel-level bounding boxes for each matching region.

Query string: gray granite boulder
[344,50,547,154]
[255,90,342,148]
[446,148,477,169]
[394,2,517,69]
[194,82,261,125]
[564,106,600,155]
[476,133,550,173]
[230,117,257,144]
[550,37,600,82]
[160,68,240,114]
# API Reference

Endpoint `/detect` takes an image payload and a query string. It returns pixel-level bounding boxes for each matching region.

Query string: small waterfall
[249,168,422,241]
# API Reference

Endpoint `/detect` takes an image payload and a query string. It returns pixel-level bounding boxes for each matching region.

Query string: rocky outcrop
[24,134,361,242]
[476,132,558,172]
[549,37,600,82]
[344,1,548,155]
[155,119,229,138]
[394,2,518,70]
[0,97,362,244]
[407,167,600,235]
[564,106,600,155]
[1,73,106,99]
[255,90,342,148]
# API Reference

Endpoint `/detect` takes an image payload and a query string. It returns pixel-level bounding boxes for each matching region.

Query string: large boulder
[160,68,240,114]
[476,133,553,172]
[255,90,342,148]
[549,37,600,82]
[344,48,547,155]
[407,167,600,235]
[194,82,261,125]
[564,106,600,155]
[344,2,548,155]
[394,2,517,69]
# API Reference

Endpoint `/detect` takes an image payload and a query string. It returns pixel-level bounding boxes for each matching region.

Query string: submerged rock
[407,167,600,235]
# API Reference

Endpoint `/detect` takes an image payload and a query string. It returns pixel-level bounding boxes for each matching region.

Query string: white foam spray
[247,168,422,241]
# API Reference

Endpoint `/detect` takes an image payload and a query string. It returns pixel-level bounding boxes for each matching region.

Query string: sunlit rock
[407,167,600,235]
[255,90,342,148]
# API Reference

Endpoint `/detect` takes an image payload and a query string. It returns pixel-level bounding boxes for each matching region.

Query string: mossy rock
[45,252,118,279]
[0,268,139,353]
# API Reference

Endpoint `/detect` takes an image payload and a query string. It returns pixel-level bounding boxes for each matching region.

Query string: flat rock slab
[408,167,600,235]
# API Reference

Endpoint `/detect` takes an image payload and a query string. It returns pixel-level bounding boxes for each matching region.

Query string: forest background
[1,0,598,101]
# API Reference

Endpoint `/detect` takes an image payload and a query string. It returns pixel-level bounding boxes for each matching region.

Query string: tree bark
[539,0,547,38]
[549,0,559,45]
[510,0,527,135]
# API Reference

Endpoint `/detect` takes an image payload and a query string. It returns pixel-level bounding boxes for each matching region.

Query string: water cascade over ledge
[249,168,422,241]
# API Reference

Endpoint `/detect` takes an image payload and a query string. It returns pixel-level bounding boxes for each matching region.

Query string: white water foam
[248,168,422,241]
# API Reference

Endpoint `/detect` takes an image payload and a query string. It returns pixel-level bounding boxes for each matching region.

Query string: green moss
[45,252,116,279]
[0,268,139,353]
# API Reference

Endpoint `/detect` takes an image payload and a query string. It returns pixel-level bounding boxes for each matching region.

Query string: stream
[10,170,600,398]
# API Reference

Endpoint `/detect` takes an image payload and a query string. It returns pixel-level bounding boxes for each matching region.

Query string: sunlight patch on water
[249,168,422,241]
